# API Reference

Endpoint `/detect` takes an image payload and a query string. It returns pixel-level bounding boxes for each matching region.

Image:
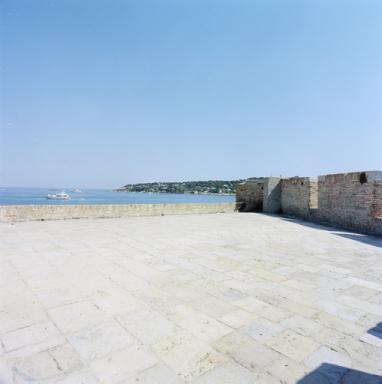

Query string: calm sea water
[0,188,235,205]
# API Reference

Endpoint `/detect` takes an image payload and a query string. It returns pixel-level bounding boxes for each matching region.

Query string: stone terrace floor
[0,213,382,384]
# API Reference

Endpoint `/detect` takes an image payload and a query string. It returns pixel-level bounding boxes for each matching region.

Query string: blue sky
[1,0,381,188]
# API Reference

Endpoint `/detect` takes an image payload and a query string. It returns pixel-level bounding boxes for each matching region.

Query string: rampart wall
[281,177,318,220]
[317,171,382,235]
[0,203,236,222]
[237,171,382,236]
[236,177,282,213]
[263,177,282,213]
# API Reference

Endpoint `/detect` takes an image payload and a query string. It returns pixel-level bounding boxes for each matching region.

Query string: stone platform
[0,213,381,383]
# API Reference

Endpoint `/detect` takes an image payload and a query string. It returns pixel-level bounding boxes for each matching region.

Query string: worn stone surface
[0,212,382,383]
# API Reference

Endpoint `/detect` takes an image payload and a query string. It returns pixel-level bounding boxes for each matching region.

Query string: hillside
[115,179,246,194]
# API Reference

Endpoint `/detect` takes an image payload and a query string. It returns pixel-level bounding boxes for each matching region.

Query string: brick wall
[317,171,382,235]
[281,177,317,220]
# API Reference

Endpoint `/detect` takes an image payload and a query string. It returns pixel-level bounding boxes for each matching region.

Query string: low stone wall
[281,177,318,220]
[0,203,237,222]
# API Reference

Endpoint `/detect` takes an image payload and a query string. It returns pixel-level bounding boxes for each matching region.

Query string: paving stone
[276,298,318,318]
[356,313,381,328]
[168,305,232,342]
[49,343,84,373]
[304,345,352,371]
[282,278,316,292]
[271,265,298,277]
[316,299,364,322]
[35,284,83,310]
[1,213,382,381]
[90,345,158,383]
[189,278,247,302]
[343,276,382,292]
[189,296,236,318]
[250,268,286,283]
[234,297,291,321]
[117,309,178,344]
[342,339,382,368]
[280,315,323,336]
[218,309,255,329]
[338,295,382,317]
[0,360,13,384]
[12,343,82,382]
[0,302,47,335]
[360,332,382,348]
[341,285,379,301]
[1,320,63,356]
[312,311,363,337]
[267,330,320,362]
[53,370,100,384]
[312,326,354,351]
[48,301,108,334]
[233,297,268,313]
[264,356,309,384]
[68,321,136,361]
[12,349,65,381]
[246,317,284,342]
[212,332,280,371]
[190,361,260,383]
[152,331,227,381]
[369,292,382,305]
[121,363,184,384]
[91,287,148,315]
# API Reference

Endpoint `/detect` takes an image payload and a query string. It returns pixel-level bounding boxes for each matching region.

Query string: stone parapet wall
[236,170,382,236]
[372,182,382,218]
[236,177,282,213]
[281,177,318,220]
[0,203,236,222]
[317,171,382,235]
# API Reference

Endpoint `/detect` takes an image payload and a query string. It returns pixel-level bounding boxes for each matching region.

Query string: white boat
[46,191,71,200]
[70,188,82,193]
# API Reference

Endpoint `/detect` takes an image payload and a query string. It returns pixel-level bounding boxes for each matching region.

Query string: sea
[0,187,235,206]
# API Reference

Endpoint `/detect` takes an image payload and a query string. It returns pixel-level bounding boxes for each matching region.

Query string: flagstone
[1,213,381,382]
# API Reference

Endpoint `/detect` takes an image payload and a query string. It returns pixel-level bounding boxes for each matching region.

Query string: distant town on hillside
[115,179,250,195]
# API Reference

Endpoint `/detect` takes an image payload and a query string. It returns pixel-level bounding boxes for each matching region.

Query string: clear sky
[1,0,381,188]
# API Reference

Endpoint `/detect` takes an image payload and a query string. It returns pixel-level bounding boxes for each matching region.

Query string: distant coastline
[115,190,235,196]
[115,180,246,195]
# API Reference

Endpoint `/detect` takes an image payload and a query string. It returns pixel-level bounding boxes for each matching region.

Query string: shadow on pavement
[297,363,382,383]
[277,216,382,248]
[368,322,382,339]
